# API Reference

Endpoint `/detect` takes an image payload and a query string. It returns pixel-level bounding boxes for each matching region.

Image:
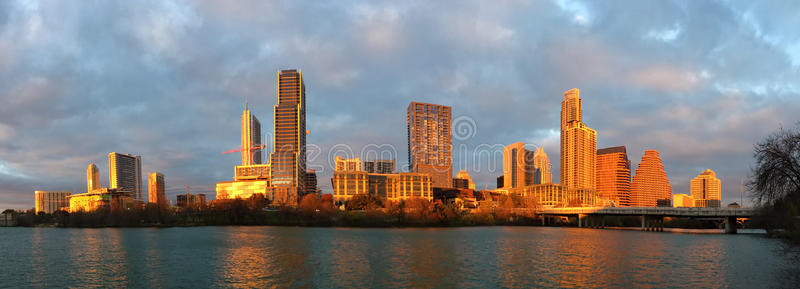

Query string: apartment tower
[596,146,631,206]
[270,69,307,193]
[630,150,672,207]
[87,163,100,193]
[407,102,452,188]
[148,172,166,206]
[241,107,262,166]
[108,152,143,201]
[560,88,597,190]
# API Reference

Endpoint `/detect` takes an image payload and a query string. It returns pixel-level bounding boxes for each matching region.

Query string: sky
[1,0,799,209]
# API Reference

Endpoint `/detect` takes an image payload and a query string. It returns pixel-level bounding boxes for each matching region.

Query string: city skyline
[2,1,800,209]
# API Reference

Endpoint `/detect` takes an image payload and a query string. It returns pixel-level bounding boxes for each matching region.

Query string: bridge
[538,207,756,234]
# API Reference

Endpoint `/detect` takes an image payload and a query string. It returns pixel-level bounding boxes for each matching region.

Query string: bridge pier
[724,216,737,234]
[578,214,585,228]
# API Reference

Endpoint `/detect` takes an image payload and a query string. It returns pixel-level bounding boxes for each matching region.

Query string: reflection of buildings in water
[105,229,130,286]
[327,229,371,288]
[383,230,453,288]
[30,229,46,286]
[143,229,166,287]
[219,228,272,287]
[68,229,106,285]
[680,237,725,287]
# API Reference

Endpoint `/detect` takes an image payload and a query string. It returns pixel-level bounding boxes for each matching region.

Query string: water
[0,227,797,288]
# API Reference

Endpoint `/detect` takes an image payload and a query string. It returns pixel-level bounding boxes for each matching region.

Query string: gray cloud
[0,0,798,208]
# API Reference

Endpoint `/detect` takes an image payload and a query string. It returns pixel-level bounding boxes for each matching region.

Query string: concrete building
[87,163,100,193]
[108,152,142,201]
[407,102,452,188]
[691,169,722,208]
[34,191,71,214]
[364,159,396,174]
[456,170,475,190]
[148,172,166,206]
[453,178,470,189]
[335,156,362,171]
[503,142,539,189]
[533,147,552,184]
[672,193,695,208]
[68,188,134,213]
[331,171,432,204]
[509,184,599,208]
[630,150,672,207]
[241,106,262,166]
[596,146,631,207]
[270,69,307,196]
[560,88,597,191]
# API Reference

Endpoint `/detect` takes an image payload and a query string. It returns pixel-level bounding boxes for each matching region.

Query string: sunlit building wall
[386,173,433,201]
[511,183,599,208]
[216,180,271,200]
[533,147,552,184]
[87,163,100,193]
[270,69,306,194]
[364,159,396,174]
[241,107,262,166]
[456,170,475,189]
[596,146,631,207]
[68,188,133,213]
[690,169,722,208]
[331,171,432,203]
[148,172,166,206]
[108,152,143,201]
[630,150,672,207]
[503,142,538,189]
[331,171,368,203]
[672,193,695,208]
[407,102,452,188]
[560,88,597,191]
[335,156,362,171]
[34,191,71,214]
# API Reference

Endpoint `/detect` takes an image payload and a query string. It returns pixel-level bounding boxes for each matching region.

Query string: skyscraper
[241,107,262,166]
[630,150,672,207]
[148,172,166,206]
[596,146,631,207]
[533,147,552,184]
[87,163,100,193]
[503,142,537,189]
[407,102,452,188]
[108,152,142,201]
[560,88,597,190]
[306,169,319,194]
[690,169,722,208]
[270,69,307,194]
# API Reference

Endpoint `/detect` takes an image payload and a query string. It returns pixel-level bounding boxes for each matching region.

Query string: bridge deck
[539,207,754,218]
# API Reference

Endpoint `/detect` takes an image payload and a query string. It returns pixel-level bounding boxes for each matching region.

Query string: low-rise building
[34,191,71,214]
[68,188,134,213]
[331,171,432,204]
[672,193,695,208]
[508,183,599,208]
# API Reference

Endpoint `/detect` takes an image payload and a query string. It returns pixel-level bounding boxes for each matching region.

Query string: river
[0,226,797,288]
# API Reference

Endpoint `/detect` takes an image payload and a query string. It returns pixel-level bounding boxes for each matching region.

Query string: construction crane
[221,144,265,155]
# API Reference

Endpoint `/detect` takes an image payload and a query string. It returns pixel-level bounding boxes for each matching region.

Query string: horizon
[2,1,800,209]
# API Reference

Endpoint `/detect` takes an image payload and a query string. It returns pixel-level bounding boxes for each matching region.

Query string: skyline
[2,1,800,209]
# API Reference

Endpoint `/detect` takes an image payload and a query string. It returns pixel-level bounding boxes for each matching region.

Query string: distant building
[533,147,552,184]
[503,142,538,189]
[672,194,695,208]
[69,188,134,213]
[630,150,672,207]
[407,102,452,188]
[561,88,597,190]
[306,169,319,194]
[456,170,475,189]
[496,175,504,189]
[241,106,262,165]
[34,191,71,214]
[108,152,143,201]
[216,164,271,199]
[148,172,166,206]
[270,69,307,195]
[177,193,206,208]
[364,159,395,174]
[87,163,100,193]
[508,183,599,208]
[331,171,432,203]
[596,146,631,207]
[452,178,470,189]
[690,169,722,208]
[335,156,362,171]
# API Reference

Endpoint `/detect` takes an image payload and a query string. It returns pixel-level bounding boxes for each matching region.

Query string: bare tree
[748,123,800,207]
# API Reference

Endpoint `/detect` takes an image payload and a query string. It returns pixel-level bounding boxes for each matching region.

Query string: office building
[108,152,143,201]
[630,150,672,207]
[533,147,552,184]
[672,194,695,208]
[306,169,319,194]
[335,156,362,171]
[596,146,631,207]
[504,142,539,189]
[241,107,262,166]
[331,171,432,203]
[270,69,307,195]
[34,191,71,214]
[407,102,452,188]
[148,172,166,206]
[364,159,396,174]
[177,194,206,208]
[456,170,475,189]
[496,175,504,189]
[453,178,470,189]
[560,88,597,190]
[68,188,133,213]
[690,169,722,208]
[510,184,598,208]
[87,163,100,193]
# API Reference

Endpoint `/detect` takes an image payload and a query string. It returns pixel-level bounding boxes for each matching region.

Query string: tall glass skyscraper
[407,102,452,188]
[108,152,142,201]
[270,69,307,193]
[560,88,597,190]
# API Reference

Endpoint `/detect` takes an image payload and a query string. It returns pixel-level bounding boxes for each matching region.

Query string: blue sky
[1,0,799,209]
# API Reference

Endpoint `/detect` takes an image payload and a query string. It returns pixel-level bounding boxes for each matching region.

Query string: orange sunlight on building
[630,150,672,207]
[596,146,631,207]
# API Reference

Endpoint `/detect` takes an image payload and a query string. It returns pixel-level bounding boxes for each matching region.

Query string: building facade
[34,191,71,214]
[270,69,307,194]
[596,146,631,207]
[407,102,452,188]
[503,142,538,189]
[690,169,722,208]
[455,170,475,189]
[148,172,166,206]
[68,188,134,213]
[630,150,672,207]
[560,89,597,191]
[306,169,319,194]
[510,183,599,208]
[533,147,552,184]
[331,171,433,203]
[108,152,143,201]
[241,107,262,166]
[364,159,396,174]
[87,163,100,193]
[672,193,695,208]
[335,156,362,171]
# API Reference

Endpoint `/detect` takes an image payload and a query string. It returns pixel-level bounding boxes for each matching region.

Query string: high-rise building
[503,142,538,189]
[108,152,142,201]
[270,69,307,194]
[560,88,597,190]
[364,159,396,174]
[690,169,722,208]
[87,163,100,193]
[407,102,452,188]
[630,150,672,207]
[306,169,319,194]
[533,147,552,184]
[335,156,362,171]
[148,172,166,206]
[596,146,631,207]
[34,191,71,214]
[456,170,475,189]
[241,107,262,166]
[672,193,695,208]
[496,175,504,189]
